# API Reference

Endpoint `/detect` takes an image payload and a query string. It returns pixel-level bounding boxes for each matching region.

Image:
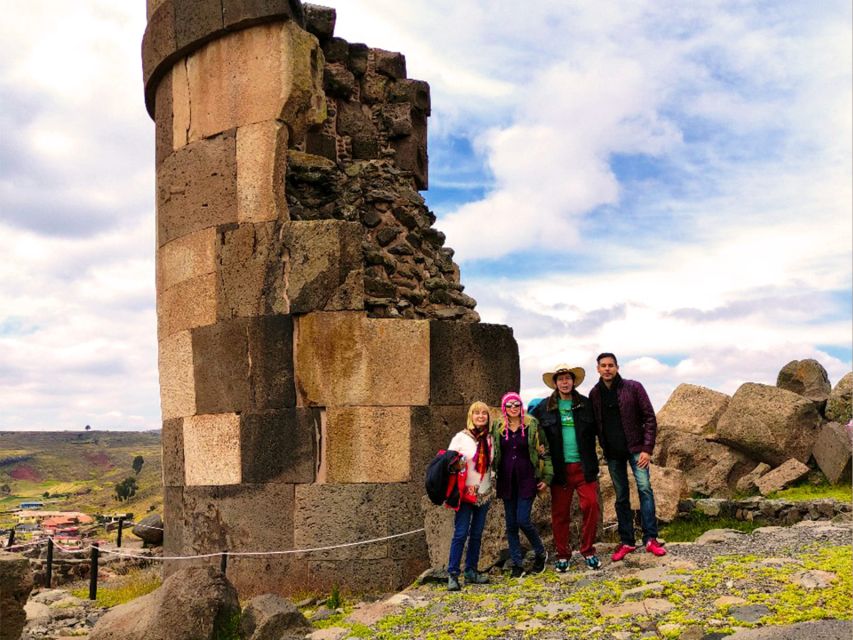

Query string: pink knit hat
[500,391,526,439]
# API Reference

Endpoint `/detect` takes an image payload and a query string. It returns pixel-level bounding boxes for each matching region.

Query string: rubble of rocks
[655,361,852,498]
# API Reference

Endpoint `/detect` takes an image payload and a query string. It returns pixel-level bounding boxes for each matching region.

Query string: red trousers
[550,462,599,559]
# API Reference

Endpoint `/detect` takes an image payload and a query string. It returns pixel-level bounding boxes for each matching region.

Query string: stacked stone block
[143,0,519,595]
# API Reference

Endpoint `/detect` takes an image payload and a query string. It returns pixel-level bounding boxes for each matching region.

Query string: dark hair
[553,370,576,383]
[596,352,618,365]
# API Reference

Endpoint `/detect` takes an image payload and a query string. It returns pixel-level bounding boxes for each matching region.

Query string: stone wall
[142,0,519,595]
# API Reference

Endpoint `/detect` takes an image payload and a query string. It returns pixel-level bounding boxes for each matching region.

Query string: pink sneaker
[645,539,667,556]
[610,544,637,562]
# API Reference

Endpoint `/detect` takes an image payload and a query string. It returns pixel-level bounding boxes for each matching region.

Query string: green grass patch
[769,480,852,503]
[659,510,763,542]
[70,567,161,607]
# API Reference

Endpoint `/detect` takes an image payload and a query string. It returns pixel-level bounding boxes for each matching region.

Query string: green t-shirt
[558,398,580,463]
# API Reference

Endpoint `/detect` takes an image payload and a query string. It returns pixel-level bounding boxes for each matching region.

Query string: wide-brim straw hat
[542,364,586,389]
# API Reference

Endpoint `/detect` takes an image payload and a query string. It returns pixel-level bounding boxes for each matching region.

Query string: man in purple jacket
[589,352,667,561]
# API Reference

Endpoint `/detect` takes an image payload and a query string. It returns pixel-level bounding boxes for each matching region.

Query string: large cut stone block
[429,321,519,406]
[292,483,424,561]
[157,130,238,247]
[181,22,293,142]
[158,227,217,292]
[285,220,364,313]
[811,421,852,485]
[183,413,242,486]
[294,312,429,406]
[158,330,196,420]
[714,383,821,466]
[826,372,853,424]
[656,384,730,436]
[324,407,411,483]
[0,553,34,640]
[154,69,173,168]
[222,0,304,30]
[409,405,467,479]
[236,121,288,223]
[158,273,218,338]
[654,429,755,497]
[755,458,811,496]
[142,0,176,86]
[216,222,287,318]
[174,0,224,51]
[599,464,687,523]
[178,484,296,556]
[240,409,317,484]
[192,314,295,414]
[161,417,185,487]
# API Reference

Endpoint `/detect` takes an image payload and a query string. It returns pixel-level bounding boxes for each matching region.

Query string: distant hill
[0,431,162,525]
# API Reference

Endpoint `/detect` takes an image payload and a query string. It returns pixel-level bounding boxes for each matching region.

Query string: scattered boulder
[755,458,811,496]
[89,566,239,640]
[713,383,821,466]
[811,422,852,485]
[825,372,852,424]
[599,464,688,523]
[131,513,164,546]
[0,552,33,640]
[656,383,730,436]
[776,359,832,409]
[240,593,311,640]
[735,462,772,494]
[655,430,755,497]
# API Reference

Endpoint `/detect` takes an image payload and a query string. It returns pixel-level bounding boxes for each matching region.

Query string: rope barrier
[92,527,427,561]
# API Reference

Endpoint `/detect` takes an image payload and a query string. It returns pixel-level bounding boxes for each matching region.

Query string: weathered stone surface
[161,417,185,486]
[158,330,196,421]
[293,483,426,562]
[158,273,218,338]
[410,405,467,480]
[132,513,164,546]
[825,372,853,424]
[157,130,238,247]
[303,3,336,41]
[0,553,33,640]
[294,311,429,406]
[183,413,242,486]
[284,220,364,312]
[158,227,217,293]
[714,383,821,466]
[373,49,406,79]
[422,495,506,570]
[723,620,852,639]
[239,593,311,640]
[657,384,730,436]
[695,528,746,545]
[174,0,224,51]
[600,464,688,523]
[654,430,755,497]
[89,566,239,640]
[240,409,317,484]
[236,121,288,223]
[221,0,304,31]
[811,421,852,484]
[324,407,411,483]
[429,321,519,407]
[755,458,811,496]
[182,23,288,142]
[216,222,287,318]
[777,359,832,408]
[154,68,173,168]
[735,462,772,494]
[600,598,675,617]
[192,314,295,414]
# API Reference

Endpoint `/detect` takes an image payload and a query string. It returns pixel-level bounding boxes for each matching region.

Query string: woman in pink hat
[491,391,553,577]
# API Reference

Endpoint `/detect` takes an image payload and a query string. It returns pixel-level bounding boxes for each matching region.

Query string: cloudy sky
[1,1,850,430]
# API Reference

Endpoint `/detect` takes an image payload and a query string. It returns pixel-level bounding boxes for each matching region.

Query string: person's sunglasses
[505,402,521,408]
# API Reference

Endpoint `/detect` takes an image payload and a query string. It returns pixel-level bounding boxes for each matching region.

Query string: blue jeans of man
[607,453,659,545]
[502,495,545,568]
[447,501,490,577]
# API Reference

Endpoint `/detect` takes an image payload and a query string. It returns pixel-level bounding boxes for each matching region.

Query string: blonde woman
[446,401,494,591]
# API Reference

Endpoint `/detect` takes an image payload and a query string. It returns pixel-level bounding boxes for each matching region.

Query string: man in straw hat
[589,352,666,561]
[529,364,602,571]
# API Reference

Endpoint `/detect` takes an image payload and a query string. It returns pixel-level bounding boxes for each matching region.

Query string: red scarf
[469,425,491,476]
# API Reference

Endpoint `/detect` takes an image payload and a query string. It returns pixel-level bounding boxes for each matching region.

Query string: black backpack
[425,449,462,506]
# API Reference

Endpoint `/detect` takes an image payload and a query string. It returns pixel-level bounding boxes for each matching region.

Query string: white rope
[124,522,164,531]
[94,527,427,561]
[2,538,50,551]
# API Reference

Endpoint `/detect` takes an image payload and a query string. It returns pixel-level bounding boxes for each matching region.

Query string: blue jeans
[607,453,659,545]
[502,495,545,567]
[447,501,490,576]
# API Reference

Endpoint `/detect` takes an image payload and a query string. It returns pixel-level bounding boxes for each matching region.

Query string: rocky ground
[307,519,852,640]
[14,519,851,640]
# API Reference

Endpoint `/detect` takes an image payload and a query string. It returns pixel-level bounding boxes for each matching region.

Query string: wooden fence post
[46,538,54,588]
[117,517,124,548]
[89,542,99,601]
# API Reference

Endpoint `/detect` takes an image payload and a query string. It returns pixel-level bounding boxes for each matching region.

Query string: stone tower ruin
[143,0,519,595]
